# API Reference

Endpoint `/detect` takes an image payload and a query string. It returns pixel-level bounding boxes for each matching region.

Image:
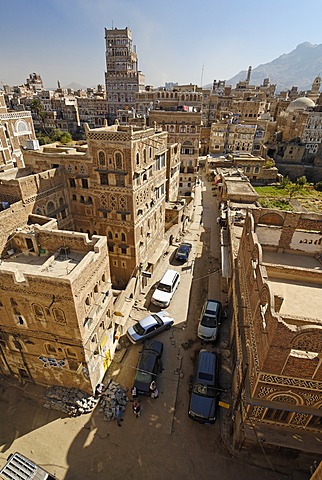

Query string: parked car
[151,269,180,308]
[188,350,219,424]
[175,242,192,262]
[197,299,222,342]
[127,311,174,343]
[133,339,163,395]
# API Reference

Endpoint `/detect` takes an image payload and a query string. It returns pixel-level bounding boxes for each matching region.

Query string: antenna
[201,65,204,88]
[112,20,113,29]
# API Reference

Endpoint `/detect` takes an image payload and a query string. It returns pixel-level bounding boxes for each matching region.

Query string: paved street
[0,173,313,480]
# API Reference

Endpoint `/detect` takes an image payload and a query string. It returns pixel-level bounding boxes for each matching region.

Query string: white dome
[286,97,315,112]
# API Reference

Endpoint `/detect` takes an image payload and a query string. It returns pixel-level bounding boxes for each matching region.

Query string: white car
[127,311,174,343]
[197,300,222,342]
[151,269,180,308]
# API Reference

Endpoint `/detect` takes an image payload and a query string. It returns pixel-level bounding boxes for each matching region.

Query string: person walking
[132,401,141,418]
[115,405,123,427]
[131,386,138,400]
[149,381,159,399]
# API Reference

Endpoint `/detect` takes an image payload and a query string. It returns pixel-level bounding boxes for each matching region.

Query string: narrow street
[0,173,311,480]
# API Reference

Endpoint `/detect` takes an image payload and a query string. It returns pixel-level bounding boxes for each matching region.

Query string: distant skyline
[2,0,322,90]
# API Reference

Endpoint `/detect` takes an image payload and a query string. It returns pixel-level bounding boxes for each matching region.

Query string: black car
[133,339,163,395]
[188,350,219,424]
[175,242,192,262]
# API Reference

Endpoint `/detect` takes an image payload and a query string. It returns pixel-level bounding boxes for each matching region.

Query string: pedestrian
[94,383,105,399]
[132,401,141,418]
[149,380,159,399]
[131,385,138,400]
[115,405,123,427]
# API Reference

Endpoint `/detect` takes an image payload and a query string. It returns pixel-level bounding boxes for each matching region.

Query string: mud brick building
[230,209,322,454]
[0,221,114,393]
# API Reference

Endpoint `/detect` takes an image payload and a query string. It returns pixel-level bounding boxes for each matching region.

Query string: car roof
[179,243,192,250]
[139,315,158,329]
[144,339,163,355]
[204,300,221,315]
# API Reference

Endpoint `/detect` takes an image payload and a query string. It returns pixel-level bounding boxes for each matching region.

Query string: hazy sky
[2,0,322,89]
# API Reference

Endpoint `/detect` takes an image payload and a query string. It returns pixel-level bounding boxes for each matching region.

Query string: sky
[1,0,322,90]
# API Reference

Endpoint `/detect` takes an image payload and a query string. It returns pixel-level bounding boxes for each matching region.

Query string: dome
[286,97,315,112]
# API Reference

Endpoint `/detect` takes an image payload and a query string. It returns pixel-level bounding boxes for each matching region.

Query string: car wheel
[166,324,171,330]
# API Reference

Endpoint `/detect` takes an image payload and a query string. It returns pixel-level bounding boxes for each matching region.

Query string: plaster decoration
[292,331,322,352]
[109,194,117,209]
[257,386,276,398]
[67,164,73,173]
[260,373,322,391]
[251,405,266,418]
[268,393,299,405]
[291,412,310,427]
[15,120,29,133]
[302,392,322,406]
[80,165,86,175]
[119,195,127,209]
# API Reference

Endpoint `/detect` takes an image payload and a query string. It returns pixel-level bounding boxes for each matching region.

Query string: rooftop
[0,249,85,281]
[262,250,322,321]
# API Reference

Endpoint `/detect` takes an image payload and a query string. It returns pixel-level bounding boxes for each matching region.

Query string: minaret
[104,27,145,124]
[246,66,252,83]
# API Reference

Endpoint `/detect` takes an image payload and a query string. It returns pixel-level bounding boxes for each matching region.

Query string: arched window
[59,197,64,206]
[136,152,140,165]
[53,308,66,325]
[47,201,55,214]
[143,149,146,163]
[108,231,113,240]
[33,303,44,318]
[121,233,126,242]
[98,151,106,166]
[115,152,123,169]
[88,196,93,205]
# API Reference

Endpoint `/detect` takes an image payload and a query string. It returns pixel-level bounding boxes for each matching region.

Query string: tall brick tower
[105,27,145,124]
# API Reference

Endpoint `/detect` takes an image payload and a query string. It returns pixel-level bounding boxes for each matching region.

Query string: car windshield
[201,315,217,328]
[193,383,217,397]
[136,370,153,384]
[133,323,146,335]
[157,282,171,293]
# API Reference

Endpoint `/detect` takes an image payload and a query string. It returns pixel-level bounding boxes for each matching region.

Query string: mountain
[226,42,322,92]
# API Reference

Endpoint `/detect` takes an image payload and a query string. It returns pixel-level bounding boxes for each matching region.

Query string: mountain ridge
[207,42,322,92]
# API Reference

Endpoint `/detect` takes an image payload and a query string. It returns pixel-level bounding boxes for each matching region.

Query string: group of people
[131,381,159,418]
[95,380,159,424]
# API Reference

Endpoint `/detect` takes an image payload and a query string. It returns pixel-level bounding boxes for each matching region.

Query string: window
[69,178,76,188]
[121,246,127,254]
[53,308,66,325]
[108,231,113,240]
[115,152,123,169]
[121,233,126,242]
[98,151,106,166]
[47,201,55,214]
[103,211,108,219]
[108,244,114,252]
[264,408,291,423]
[88,197,93,205]
[82,179,88,188]
[116,175,125,187]
[80,196,85,203]
[308,416,322,430]
[72,194,77,201]
[121,213,127,221]
[100,174,108,185]
[46,344,57,354]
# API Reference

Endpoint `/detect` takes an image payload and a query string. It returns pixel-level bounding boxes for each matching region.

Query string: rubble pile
[44,386,98,416]
[99,381,128,421]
